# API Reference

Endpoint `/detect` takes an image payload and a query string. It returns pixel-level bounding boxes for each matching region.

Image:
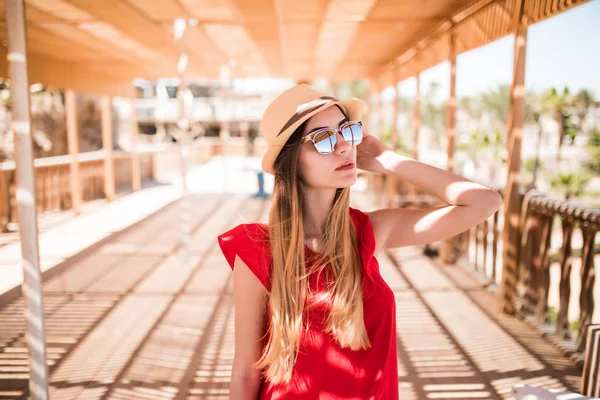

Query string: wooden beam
[4,1,50,398]
[65,89,81,215]
[101,96,115,202]
[499,0,528,315]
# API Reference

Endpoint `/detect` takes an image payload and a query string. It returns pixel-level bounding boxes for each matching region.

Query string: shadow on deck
[0,194,582,399]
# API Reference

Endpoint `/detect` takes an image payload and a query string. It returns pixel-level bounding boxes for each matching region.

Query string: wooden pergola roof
[0,0,589,97]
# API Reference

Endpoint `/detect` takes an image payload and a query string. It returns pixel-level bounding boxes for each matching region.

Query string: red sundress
[217,207,398,399]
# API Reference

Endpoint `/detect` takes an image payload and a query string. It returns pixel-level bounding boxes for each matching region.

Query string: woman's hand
[356,131,392,174]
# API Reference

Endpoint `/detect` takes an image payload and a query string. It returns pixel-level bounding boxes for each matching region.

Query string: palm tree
[420,82,446,150]
[457,128,504,182]
[549,172,590,200]
[572,89,596,133]
[542,87,577,162]
[584,128,600,175]
[479,84,510,135]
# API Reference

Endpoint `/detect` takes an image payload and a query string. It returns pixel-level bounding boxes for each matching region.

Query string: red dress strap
[217,223,272,290]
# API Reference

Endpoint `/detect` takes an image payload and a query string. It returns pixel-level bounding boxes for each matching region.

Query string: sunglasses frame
[301,120,363,154]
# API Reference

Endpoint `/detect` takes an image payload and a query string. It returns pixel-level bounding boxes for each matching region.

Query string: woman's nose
[334,132,350,154]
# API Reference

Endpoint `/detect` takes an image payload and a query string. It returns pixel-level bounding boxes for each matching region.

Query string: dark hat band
[276,95,337,137]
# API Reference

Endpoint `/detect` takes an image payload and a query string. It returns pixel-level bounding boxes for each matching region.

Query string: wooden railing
[582,324,600,396]
[517,194,598,348]
[0,150,155,231]
[453,187,599,362]
[381,174,598,357]
[373,171,599,368]
[0,139,259,232]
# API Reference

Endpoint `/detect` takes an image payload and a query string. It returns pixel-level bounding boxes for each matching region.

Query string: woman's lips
[335,163,355,171]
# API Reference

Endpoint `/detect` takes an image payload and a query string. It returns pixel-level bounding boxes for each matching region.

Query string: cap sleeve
[217,223,272,290]
[349,207,377,282]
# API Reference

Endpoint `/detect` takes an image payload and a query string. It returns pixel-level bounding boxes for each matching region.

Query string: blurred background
[0,0,599,399]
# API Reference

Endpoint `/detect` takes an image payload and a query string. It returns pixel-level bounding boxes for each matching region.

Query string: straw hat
[260,84,366,175]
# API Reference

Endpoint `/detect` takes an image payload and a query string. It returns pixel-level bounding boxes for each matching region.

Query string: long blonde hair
[254,114,371,384]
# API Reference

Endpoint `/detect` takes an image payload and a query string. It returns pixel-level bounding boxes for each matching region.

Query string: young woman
[218,84,503,399]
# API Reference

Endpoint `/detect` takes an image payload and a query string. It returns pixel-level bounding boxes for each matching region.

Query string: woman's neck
[300,185,337,238]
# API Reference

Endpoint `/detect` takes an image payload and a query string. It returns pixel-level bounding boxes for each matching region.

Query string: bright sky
[390,0,600,101]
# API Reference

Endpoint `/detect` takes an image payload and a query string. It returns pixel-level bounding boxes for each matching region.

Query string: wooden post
[65,89,81,214]
[582,324,600,396]
[130,100,141,192]
[102,96,115,201]
[441,32,458,264]
[499,0,528,315]
[447,32,457,174]
[4,0,50,398]
[412,73,421,161]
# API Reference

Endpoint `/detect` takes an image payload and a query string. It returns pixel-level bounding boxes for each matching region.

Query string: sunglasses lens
[341,122,363,145]
[313,130,336,154]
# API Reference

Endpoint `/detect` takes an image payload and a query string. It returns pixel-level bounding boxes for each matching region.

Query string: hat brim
[261,98,366,175]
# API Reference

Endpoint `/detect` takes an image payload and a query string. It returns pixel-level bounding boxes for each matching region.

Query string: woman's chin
[334,175,357,188]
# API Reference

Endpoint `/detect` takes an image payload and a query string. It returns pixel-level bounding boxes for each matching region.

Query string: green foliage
[457,128,504,159]
[584,129,600,174]
[549,172,590,199]
[479,84,510,126]
[541,86,597,150]
[421,82,447,149]
[522,157,538,174]
[381,125,410,155]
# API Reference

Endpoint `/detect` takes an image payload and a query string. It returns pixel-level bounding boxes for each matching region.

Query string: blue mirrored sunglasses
[301,120,363,155]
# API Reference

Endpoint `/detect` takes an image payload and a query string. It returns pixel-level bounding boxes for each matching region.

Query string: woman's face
[297,106,357,189]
